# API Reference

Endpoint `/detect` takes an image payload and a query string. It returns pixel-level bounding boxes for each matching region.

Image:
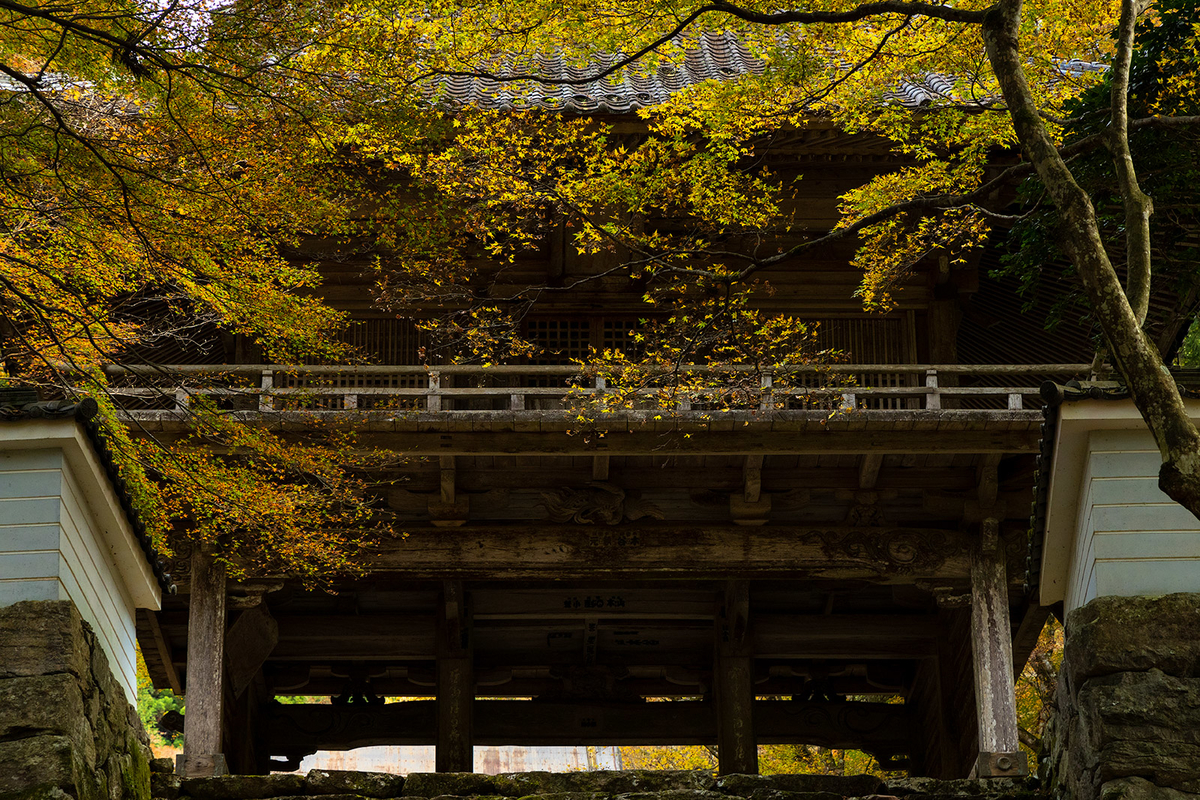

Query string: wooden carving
[802,528,964,575]
[539,482,665,525]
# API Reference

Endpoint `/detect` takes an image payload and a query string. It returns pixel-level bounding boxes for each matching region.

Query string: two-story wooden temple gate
[131,363,1082,779]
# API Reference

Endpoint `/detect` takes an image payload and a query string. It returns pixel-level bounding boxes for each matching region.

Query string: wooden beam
[290,427,1042,456]
[145,610,182,695]
[1011,602,1052,676]
[181,548,228,777]
[260,699,914,755]
[754,614,943,660]
[969,525,1026,777]
[270,673,902,700]
[262,613,943,663]
[437,581,473,773]
[369,525,974,582]
[716,582,757,775]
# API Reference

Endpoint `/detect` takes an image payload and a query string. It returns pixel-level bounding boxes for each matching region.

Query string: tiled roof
[429,31,1102,114]
[0,394,175,595]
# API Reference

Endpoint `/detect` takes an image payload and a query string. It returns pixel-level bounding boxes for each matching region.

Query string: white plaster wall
[1065,429,1200,612]
[0,448,140,703]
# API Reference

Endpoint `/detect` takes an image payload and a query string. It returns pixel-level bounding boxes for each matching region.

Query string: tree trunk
[982,0,1200,519]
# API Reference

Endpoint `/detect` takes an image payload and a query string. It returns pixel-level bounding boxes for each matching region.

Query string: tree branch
[424,0,985,86]
[1108,0,1153,326]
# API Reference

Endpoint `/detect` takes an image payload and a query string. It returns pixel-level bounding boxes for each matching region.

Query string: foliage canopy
[5,0,1200,573]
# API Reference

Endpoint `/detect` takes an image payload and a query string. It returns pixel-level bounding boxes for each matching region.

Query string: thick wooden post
[180,547,228,777]
[969,519,1026,777]
[715,581,757,775]
[436,580,473,772]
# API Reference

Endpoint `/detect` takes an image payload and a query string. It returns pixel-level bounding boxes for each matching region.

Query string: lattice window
[807,317,914,410]
[526,319,592,365]
[338,318,428,366]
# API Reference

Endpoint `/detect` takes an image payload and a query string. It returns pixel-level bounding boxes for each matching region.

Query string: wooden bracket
[225,601,278,699]
[431,458,468,525]
[858,453,884,490]
[592,455,610,482]
[730,493,771,526]
[743,455,764,503]
[440,456,456,505]
[977,454,1002,510]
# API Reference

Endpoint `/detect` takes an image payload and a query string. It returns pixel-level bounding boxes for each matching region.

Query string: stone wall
[0,600,152,800]
[1043,593,1200,799]
[149,768,1039,800]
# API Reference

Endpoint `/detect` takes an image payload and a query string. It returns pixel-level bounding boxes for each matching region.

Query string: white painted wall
[0,422,162,703]
[1041,400,1200,613]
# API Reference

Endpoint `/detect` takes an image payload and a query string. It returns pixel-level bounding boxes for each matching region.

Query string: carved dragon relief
[539,482,665,525]
[801,527,966,575]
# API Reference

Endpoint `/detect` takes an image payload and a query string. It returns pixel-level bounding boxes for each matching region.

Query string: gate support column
[715,580,757,775]
[437,580,473,772]
[180,546,228,777]
[969,518,1026,777]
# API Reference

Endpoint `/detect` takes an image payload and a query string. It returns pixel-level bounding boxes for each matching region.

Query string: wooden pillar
[715,581,757,775]
[436,580,473,773]
[969,519,1027,777]
[180,547,228,777]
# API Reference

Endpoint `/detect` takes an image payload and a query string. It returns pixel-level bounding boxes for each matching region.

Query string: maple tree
[331,0,1200,516]
[0,0,408,575]
[6,0,1200,575]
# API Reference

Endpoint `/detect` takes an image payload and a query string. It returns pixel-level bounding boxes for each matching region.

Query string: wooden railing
[100,363,1094,414]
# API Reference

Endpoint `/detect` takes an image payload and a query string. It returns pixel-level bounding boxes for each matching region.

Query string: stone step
[150,769,1040,800]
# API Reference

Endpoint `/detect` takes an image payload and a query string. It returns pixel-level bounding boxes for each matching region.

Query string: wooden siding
[0,448,140,702]
[1065,430,1200,613]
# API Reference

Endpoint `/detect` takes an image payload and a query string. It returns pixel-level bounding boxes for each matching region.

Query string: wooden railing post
[925,369,941,410]
[759,371,773,412]
[258,369,273,413]
[427,371,441,412]
[179,546,227,777]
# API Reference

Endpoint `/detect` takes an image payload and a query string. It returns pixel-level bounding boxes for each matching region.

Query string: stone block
[1078,670,1200,791]
[1101,778,1200,800]
[0,602,89,681]
[717,775,885,798]
[180,774,306,800]
[1065,594,1200,687]
[616,791,727,800]
[513,793,608,800]
[495,771,716,796]
[0,674,91,761]
[307,770,405,798]
[0,735,84,797]
[151,758,177,775]
[404,776,498,798]
[151,772,183,800]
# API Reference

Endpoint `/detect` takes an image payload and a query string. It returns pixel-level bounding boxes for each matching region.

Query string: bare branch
[424,0,986,87]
